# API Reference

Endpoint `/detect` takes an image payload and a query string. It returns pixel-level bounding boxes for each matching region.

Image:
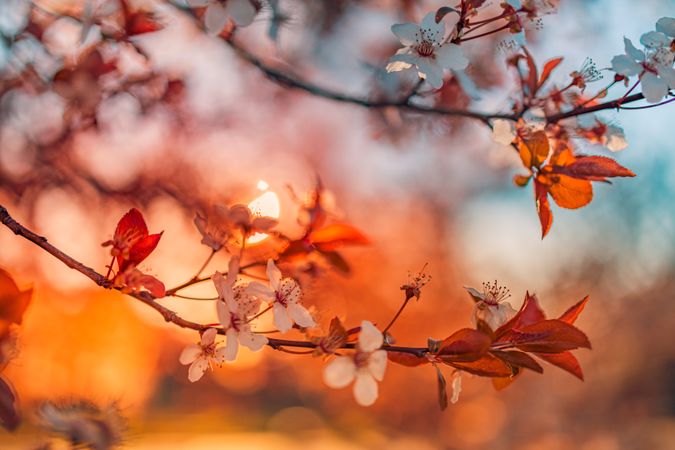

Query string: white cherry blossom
[323,321,387,406]
[611,18,675,103]
[213,258,267,361]
[492,119,517,145]
[188,0,257,35]
[386,12,468,89]
[246,259,316,333]
[179,328,227,382]
[466,282,517,331]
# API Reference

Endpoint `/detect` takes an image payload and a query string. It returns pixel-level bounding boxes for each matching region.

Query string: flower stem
[382,297,411,335]
[246,305,273,324]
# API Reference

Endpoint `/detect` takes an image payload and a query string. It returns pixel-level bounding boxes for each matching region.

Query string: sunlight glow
[247,181,280,244]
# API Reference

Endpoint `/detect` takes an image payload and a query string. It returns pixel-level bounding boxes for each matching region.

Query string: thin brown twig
[0,204,429,357]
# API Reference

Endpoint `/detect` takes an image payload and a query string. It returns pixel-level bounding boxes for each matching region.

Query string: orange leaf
[513,319,591,353]
[535,351,584,380]
[437,328,492,362]
[318,250,351,274]
[538,56,564,90]
[534,179,553,238]
[522,47,539,97]
[518,131,550,169]
[558,296,589,324]
[0,269,32,326]
[492,371,521,390]
[546,174,593,209]
[514,174,532,187]
[309,223,370,251]
[387,352,429,367]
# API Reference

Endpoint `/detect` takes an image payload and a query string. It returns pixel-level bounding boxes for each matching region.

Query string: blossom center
[230,312,243,332]
[415,40,435,57]
[353,351,370,368]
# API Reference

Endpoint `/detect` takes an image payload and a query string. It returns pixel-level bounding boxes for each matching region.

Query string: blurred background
[1,0,674,448]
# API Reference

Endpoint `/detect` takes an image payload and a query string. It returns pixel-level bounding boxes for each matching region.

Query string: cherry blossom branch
[0,204,429,357]
[545,92,648,123]
[223,39,517,122]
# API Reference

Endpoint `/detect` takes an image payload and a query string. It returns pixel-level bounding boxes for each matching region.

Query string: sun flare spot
[247,181,280,244]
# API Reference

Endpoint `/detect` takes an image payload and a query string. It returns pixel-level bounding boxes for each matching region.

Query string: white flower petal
[217,300,233,328]
[658,66,675,87]
[420,12,445,45]
[213,345,229,364]
[358,321,383,353]
[246,281,275,300]
[266,259,282,291]
[368,350,387,382]
[656,17,675,37]
[286,302,316,329]
[611,54,642,77]
[435,44,468,70]
[416,58,444,89]
[606,125,628,152]
[640,31,670,49]
[226,257,240,285]
[179,344,202,365]
[225,0,256,26]
[224,328,239,361]
[391,23,420,46]
[323,356,356,388]
[450,372,462,404]
[200,327,218,346]
[273,302,293,333]
[623,37,645,62]
[188,357,209,382]
[353,372,379,406]
[239,330,268,351]
[641,72,668,103]
[492,119,517,145]
[204,3,229,35]
[386,49,417,73]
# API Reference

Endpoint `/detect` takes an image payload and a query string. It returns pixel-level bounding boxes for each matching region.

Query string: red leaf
[558,296,589,324]
[446,354,512,377]
[491,350,544,373]
[523,47,539,97]
[555,156,636,181]
[437,328,492,362]
[115,208,148,240]
[0,269,32,325]
[534,179,553,238]
[388,352,429,367]
[537,56,564,90]
[435,6,458,24]
[513,319,591,353]
[310,223,370,251]
[0,376,19,431]
[535,351,584,380]
[126,13,163,35]
[495,292,546,339]
[434,365,448,411]
[126,232,163,268]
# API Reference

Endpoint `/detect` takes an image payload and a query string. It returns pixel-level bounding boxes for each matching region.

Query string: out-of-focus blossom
[187,0,257,35]
[386,12,468,89]
[504,0,556,44]
[36,400,126,450]
[247,259,315,332]
[194,203,277,251]
[213,258,267,361]
[492,119,517,145]
[450,371,462,404]
[323,321,387,406]
[179,328,227,382]
[577,116,628,152]
[611,18,675,103]
[465,281,517,331]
